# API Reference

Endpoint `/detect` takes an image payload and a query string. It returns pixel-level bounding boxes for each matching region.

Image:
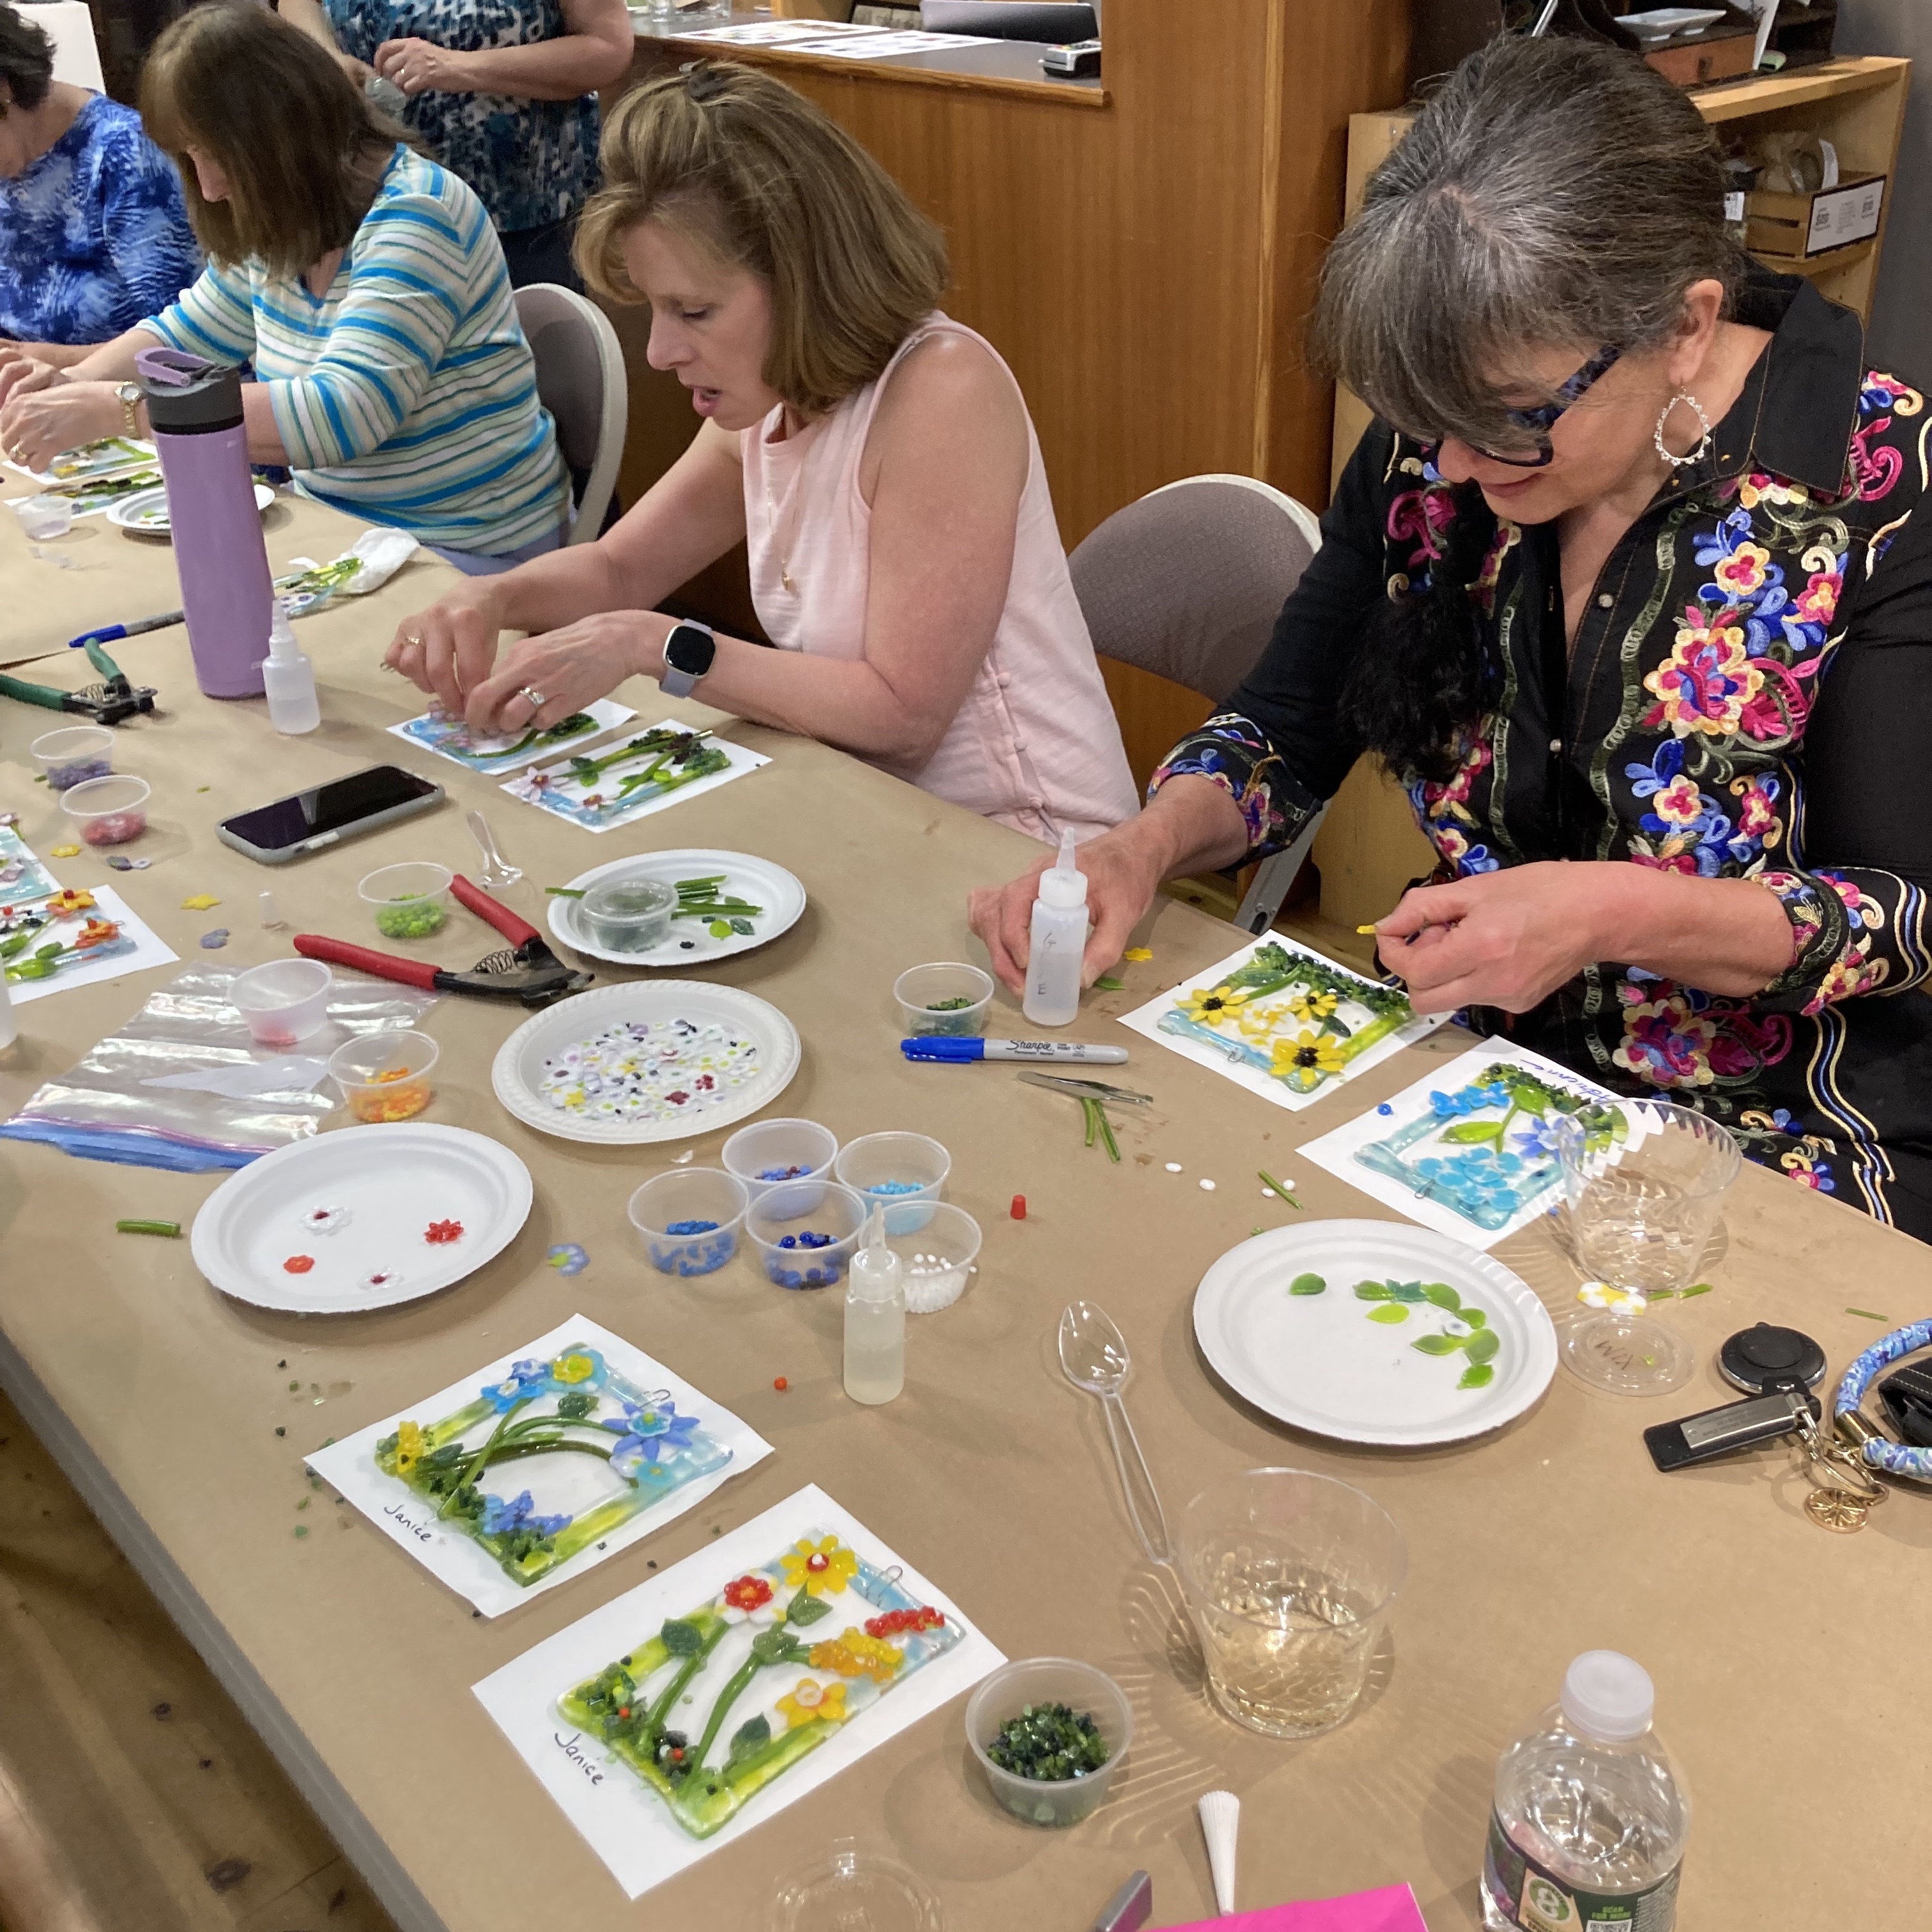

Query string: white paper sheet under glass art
[473,1485,1004,1899]
[189,1122,532,1312]
[1117,934,1446,1113]
[1192,1219,1557,1446]
[307,1316,772,1616]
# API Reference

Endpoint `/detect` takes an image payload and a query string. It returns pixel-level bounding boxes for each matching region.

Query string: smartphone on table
[217,765,443,865]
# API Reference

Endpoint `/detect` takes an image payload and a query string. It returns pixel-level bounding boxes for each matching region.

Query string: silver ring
[518,686,548,710]
[402,631,423,648]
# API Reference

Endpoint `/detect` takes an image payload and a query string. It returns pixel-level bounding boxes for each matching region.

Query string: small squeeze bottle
[843,1205,905,1406]
[1023,829,1088,1027]
[261,599,319,735]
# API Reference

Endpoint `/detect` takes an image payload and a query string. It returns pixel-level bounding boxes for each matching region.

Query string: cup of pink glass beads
[60,774,150,846]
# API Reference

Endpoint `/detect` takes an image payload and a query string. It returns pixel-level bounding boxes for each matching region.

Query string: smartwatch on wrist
[660,618,717,699]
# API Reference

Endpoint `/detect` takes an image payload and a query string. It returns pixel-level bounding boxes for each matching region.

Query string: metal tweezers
[1016,1071,1154,1107]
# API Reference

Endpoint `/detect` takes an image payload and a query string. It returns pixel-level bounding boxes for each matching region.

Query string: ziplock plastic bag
[0,965,439,1170]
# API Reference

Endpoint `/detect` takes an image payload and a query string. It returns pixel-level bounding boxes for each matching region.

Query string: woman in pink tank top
[385,60,1137,845]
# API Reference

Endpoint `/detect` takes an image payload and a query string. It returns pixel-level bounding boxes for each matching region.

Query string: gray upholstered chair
[513,283,627,545]
[1070,473,1325,933]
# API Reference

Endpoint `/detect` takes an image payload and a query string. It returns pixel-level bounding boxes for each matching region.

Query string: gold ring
[402,632,424,648]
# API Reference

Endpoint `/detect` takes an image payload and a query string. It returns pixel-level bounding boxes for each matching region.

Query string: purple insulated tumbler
[136,347,274,698]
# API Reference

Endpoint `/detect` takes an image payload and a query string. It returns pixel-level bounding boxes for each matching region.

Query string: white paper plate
[190,1124,533,1313]
[490,980,800,1146]
[546,848,806,969]
[109,482,275,532]
[1192,1218,1557,1446]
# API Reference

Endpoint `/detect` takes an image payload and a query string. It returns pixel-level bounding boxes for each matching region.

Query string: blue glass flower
[482,1358,553,1412]
[479,1490,571,1538]
[546,1242,590,1276]
[1511,1119,1558,1158]
[602,1398,701,1474]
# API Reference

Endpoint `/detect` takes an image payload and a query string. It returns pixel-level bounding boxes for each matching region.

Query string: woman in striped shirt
[0,4,568,571]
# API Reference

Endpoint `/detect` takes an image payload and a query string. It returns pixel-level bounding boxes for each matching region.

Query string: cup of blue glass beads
[834,1131,951,1236]
[628,1169,748,1276]
[746,1180,869,1289]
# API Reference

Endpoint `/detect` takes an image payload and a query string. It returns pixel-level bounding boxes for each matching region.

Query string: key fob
[1645,1386,1820,1472]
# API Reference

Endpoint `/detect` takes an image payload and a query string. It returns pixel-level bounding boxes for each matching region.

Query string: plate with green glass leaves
[545,848,806,969]
[1192,1218,1557,1446]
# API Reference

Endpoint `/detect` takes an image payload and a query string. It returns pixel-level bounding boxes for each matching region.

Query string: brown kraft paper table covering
[0,548,1926,1930]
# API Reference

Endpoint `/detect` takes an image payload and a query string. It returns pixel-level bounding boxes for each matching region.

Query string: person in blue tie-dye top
[0,2,201,358]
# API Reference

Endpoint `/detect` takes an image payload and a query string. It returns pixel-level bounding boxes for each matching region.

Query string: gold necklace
[762,410,813,595]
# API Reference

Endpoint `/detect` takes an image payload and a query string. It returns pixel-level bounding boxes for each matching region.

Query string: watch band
[659,619,717,700]
[116,382,142,436]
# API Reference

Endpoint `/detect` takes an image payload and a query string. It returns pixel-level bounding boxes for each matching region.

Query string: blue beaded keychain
[1834,1318,1932,1480]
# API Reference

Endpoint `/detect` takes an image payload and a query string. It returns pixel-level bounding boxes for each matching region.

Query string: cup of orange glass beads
[328,1029,439,1123]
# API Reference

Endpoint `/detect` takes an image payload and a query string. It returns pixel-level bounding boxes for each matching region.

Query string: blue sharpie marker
[901,1037,1129,1065]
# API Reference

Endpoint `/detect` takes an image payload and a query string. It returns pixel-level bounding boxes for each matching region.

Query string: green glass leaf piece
[1388,1280,1429,1303]
[1289,1273,1327,1296]
[1459,1308,1487,1330]
[555,1390,595,1420]
[729,918,754,936]
[1464,1326,1500,1364]
[1411,1334,1464,1356]
[1440,1120,1505,1144]
[1367,1304,1409,1324]
[1093,974,1124,992]
[660,1617,705,1656]
[1422,1282,1462,1311]
[1352,1280,1392,1300]
[750,1627,807,1667]
[709,920,732,939]
[785,1586,832,1627]
[1458,1363,1496,1390]
[726,1713,772,1763]
[1678,1282,1713,1299]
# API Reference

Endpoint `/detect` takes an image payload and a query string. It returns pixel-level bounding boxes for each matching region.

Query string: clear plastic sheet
[0,966,440,1170]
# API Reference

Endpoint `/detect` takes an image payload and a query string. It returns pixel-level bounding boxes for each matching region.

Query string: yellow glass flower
[45,887,96,917]
[551,1351,597,1385]
[1235,1000,1284,1042]
[1123,947,1153,962]
[1287,988,1339,1022]
[1176,984,1250,1027]
[779,1535,859,1598]
[809,1628,903,1681]
[393,1420,425,1476]
[775,1676,848,1729]
[1271,1030,1347,1088]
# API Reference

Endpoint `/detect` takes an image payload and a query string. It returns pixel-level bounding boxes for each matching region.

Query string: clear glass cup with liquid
[1552,1100,1740,1396]
[1175,1468,1405,1738]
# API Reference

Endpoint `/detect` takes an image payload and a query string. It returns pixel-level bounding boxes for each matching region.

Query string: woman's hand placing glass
[0,377,121,471]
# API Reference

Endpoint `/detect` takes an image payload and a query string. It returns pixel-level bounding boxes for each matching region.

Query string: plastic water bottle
[1022,829,1087,1027]
[261,599,319,734]
[1482,1652,1689,1932]
[843,1205,905,1406]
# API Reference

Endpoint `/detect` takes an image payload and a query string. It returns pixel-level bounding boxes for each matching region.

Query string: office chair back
[921,3,1098,43]
[1070,474,1322,702]
[513,283,627,545]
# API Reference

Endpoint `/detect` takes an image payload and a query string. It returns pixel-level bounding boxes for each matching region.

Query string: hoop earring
[1653,391,1713,469]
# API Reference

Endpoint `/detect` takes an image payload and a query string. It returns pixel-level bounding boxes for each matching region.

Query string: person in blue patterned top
[0,1,200,358]
[282,0,632,290]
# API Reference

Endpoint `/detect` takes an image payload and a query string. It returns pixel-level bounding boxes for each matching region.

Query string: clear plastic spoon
[466,809,521,889]
[1057,1300,1173,1566]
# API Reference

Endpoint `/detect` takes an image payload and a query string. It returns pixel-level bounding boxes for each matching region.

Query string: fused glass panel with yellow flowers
[555,1531,964,1837]
[372,1344,730,1587]
[1126,936,1436,1109]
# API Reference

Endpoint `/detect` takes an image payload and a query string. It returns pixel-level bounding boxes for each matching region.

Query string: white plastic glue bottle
[1022,829,1088,1027]
[261,597,319,734]
[843,1204,905,1406]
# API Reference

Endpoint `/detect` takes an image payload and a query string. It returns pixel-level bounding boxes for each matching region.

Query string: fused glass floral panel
[389,698,636,775]
[372,1339,730,1587]
[1298,1041,1625,1248]
[500,717,769,833]
[555,1528,965,1840]
[1119,935,1448,1112]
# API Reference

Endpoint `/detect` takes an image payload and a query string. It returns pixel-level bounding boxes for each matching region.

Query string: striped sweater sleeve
[264,187,473,470]
[144,259,257,365]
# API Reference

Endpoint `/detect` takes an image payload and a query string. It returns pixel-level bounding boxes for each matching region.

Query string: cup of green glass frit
[358,862,452,940]
[965,1658,1133,1827]
[895,961,993,1037]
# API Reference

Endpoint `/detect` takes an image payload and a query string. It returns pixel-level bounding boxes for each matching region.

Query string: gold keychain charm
[1794,1407,1887,1533]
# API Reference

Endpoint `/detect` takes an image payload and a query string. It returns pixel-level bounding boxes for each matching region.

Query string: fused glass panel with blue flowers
[373,1343,730,1586]
[1353,1061,1627,1232]
[556,1529,965,1839]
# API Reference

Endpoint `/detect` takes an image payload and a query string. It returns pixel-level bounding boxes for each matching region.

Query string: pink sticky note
[1165,1883,1429,1932]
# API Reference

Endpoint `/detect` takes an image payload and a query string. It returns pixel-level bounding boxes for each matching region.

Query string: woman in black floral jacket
[971,36,1932,1237]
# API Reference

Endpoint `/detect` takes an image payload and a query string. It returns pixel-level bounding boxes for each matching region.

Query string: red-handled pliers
[295,874,593,1006]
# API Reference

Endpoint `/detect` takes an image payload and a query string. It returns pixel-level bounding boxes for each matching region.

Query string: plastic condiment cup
[14,494,73,540]
[722,1116,839,1206]
[628,1168,749,1276]
[357,862,452,941]
[328,1028,439,1123]
[745,1179,868,1290]
[59,773,150,846]
[580,875,677,953]
[965,1657,1133,1828]
[894,960,994,1038]
[233,958,334,1048]
[32,724,116,792]
[834,1130,950,1235]
[885,1202,982,1314]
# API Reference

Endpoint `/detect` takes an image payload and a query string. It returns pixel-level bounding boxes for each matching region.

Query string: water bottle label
[1485,1813,1679,1931]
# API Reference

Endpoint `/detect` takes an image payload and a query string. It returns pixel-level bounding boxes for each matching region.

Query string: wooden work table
[1,487,1926,1930]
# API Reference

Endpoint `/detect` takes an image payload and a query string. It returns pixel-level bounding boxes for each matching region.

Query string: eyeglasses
[1468,344,1623,468]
